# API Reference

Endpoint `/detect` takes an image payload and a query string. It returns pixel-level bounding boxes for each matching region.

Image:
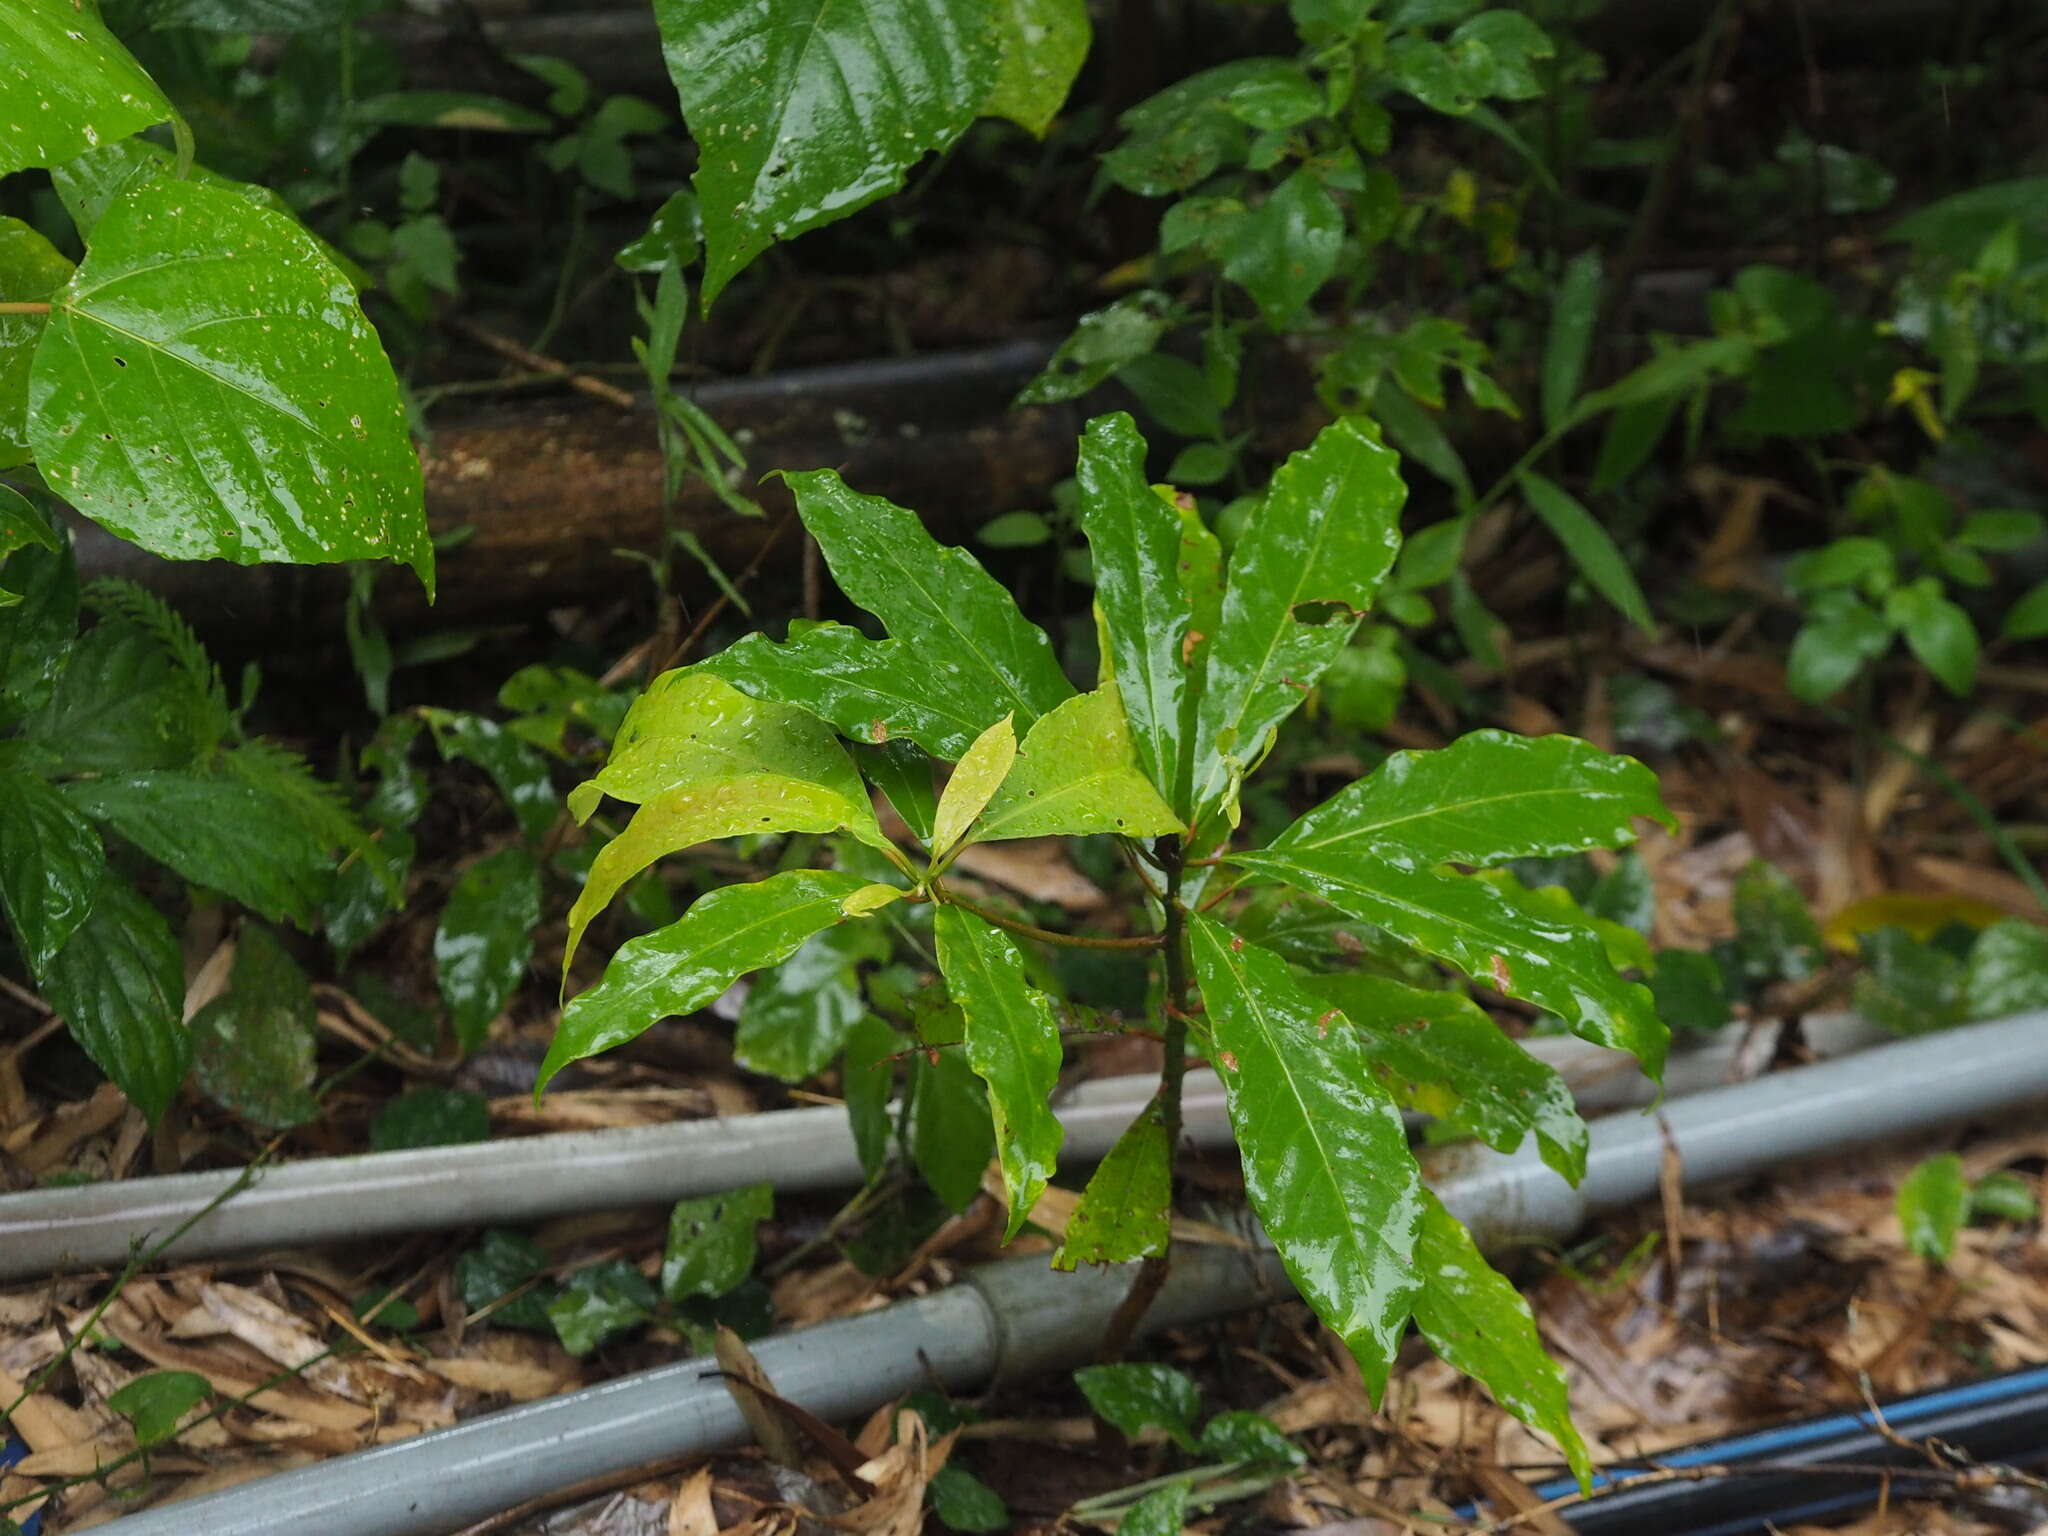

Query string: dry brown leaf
[196,1282,358,1401]
[427,1356,569,1401]
[833,1413,954,1536]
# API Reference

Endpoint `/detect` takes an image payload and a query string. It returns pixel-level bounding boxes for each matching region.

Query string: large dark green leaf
[42,872,187,1122]
[0,0,173,177]
[1230,848,1668,1077]
[706,623,1000,761]
[562,672,890,973]
[1301,973,1586,1182]
[787,469,1073,736]
[655,0,999,306]
[542,869,871,1092]
[65,770,339,928]
[1411,1191,1591,1488]
[0,541,76,722]
[911,1040,995,1212]
[27,181,431,590]
[21,621,195,773]
[969,687,1182,847]
[0,752,103,975]
[843,1014,903,1178]
[1074,414,1190,806]
[1052,1100,1170,1269]
[933,904,1063,1239]
[0,218,72,469]
[1189,914,1423,1397]
[984,0,1090,137]
[734,921,886,1082]
[1269,731,1671,872]
[0,487,61,592]
[189,924,320,1129]
[1190,420,1404,831]
[436,845,541,1055]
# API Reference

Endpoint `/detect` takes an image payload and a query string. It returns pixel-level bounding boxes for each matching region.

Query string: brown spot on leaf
[1489,953,1512,991]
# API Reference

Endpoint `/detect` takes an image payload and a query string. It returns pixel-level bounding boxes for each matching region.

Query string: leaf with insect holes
[1412,1190,1592,1489]
[931,714,1016,858]
[41,872,187,1122]
[1190,419,1405,832]
[1190,914,1423,1398]
[933,905,1063,1239]
[562,673,888,975]
[1270,731,1672,872]
[0,0,173,177]
[1229,848,1667,1078]
[656,0,1000,307]
[1053,1100,1170,1269]
[28,181,431,589]
[1301,973,1587,1183]
[969,687,1182,847]
[663,1183,773,1299]
[543,869,871,1092]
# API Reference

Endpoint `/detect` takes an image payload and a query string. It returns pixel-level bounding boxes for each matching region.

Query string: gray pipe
[0,1019,1888,1282]
[82,1011,2048,1536]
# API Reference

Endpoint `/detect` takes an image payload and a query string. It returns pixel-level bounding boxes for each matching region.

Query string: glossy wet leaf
[64,770,341,929]
[0,0,173,177]
[1190,419,1405,830]
[1898,1153,1967,1264]
[1218,169,1343,329]
[420,710,556,842]
[1230,849,1667,1078]
[1200,1411,1304,1467]
[43,873,188,1123]
[22,622,203,774]
[548,1260,658,1355]
[1075,414,1188,804]
[843,1014,905,1179]
[1518,471,1652,633]
[663,1182,773,1300]
[0,752,103,975]
[455,1229,556,1331]
[1270,731,1670,873]
[1542,251,1601,430]
[107,1370,210,1449]
[1852,927,1963,1036]
[189,925,320,1130]
[656,0,999,306]
[927,1463,1010,1532]
[370,1087,490,1151]
[1728,860,1826,986]
[933,905,1062,1238]
[1074,1363,1201,1451]
[1302,973,1587,1182]
[435,845,541,1055]
[1475,867,1652,976]
[911,1038,994,1212]
[970,687,1182,847]
[787,469,1073,736]
[0,487,57,594]
[1014,291,1174,404]
[28,181,431,590]
[544,869,871,1092]
[1119,1483,1189,1536]
[0,219,71,469]
[1190,914,1423,1396]
[1962,920,2048,1019]
[0,542,74,722]
[1412,1190,1591,1489]
[985,0,1089,137]
[932,714,1017,858]
[1052,1100,1170,1269]
[735,921,886,1082]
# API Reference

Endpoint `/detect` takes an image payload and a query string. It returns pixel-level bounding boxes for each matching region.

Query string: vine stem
[935,890,1162,951]
[0,302,52,314]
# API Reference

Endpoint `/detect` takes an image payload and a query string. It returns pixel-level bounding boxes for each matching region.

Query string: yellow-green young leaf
[985,0,1090,137]
[0,0,173,177]
[1190,914,1423,1398]
[842,882,906,916]
[1052,1100,1170,1270]
[1230,848,1668,1079]
[931,713,1016,858]
[932,905,1063,1239]
[0,218,72,469]
[562,672,888,973]
[1074,414,1189,805]
[655,0,1000,308]
[1190,419,1405,831]
[1300,973,1587,1183]
[970,686,1183,848]
[543,869,870,1093]
[1271,731,1673,872]
[1412,1190,1592,1491]
[785,470,1073,733]
[28,181,432,592]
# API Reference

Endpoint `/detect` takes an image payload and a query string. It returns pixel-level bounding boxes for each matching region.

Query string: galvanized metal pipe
[82,1011,2048,1536]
